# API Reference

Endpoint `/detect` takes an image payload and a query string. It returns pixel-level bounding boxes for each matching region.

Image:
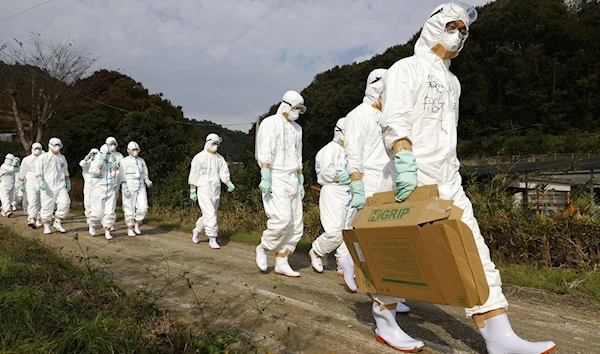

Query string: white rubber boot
[53,220,66,233]
[475,310,557,354]
[335,260,344,276]
[192,228,200,244]
[372,302,425,352]
[308,248,323,273]
[43,223,52,234]
[89,224,96,236]
[208,237,221,249]
[35,219,42,228]
[338,254,358,292]
[274,250,300,277]
[255,244,268,272]
[127,228,136,237]
[134,222,142,235]
[396,302,411,314]
[27,219,36,229]
[104,228,113,240]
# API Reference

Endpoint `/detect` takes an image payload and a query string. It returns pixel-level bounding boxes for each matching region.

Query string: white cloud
[0,0,493,132]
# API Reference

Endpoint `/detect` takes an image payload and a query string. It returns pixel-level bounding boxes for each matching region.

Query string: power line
[0,0,54,23]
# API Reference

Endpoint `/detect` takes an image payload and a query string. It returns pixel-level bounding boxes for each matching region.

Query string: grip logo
[367,207,412,222]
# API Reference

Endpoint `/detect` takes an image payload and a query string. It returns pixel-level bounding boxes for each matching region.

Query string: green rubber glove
[350,180,366,209]
[145,179,153,188]
[97,152,107,166]
[336,170,351,185]
[297,173,305,200]
[227,182,235,193]
[259,167,272,194]
[122,184,131,199]
[11,158,20,167]
[19,181,25,192]
[190,188,198,202]
[65,179,71,193]
[394,150,418,202]
[37,176,47,191]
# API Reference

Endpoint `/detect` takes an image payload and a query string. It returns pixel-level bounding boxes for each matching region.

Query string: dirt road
[2,213,599,353]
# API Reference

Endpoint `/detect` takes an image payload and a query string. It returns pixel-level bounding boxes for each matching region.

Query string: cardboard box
[342,185,489,308]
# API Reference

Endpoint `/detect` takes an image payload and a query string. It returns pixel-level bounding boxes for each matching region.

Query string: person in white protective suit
[88,143,122,240]
[79,148,99,225]
[309,118,357,280]
[11,157,23,212]
[188,133,235,249]
[0,153,18,218]
[120,141,153,237]
[36,137,71,234]
[19,143,44,228]
[344,68,412,315]
[255,90,306,277]
[378,2,557,353]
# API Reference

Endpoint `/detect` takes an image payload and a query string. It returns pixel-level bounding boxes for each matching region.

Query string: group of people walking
[1,2,557,352]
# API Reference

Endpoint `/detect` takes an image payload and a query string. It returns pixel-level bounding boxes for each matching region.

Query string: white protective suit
[312,118,355,258]
[345,69,396,197]
[379,2,507,317]
[0,154,16,216]
[19,143,44,225]
[255,91,304,254]
[12,161,23,211]
[89,144,122,230]
[121,142,150,228]
[36,140,70,224]
[188,137,231,240]
[79,148,99,220]
[105,137,124,199]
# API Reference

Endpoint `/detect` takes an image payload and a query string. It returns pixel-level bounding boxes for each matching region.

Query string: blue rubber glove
[11,158,20,168]
[122,184,131,199]
[110,155,119,171]
[297,173,305,200]
[190,188,198,202]
[65,179,71,193]
[350,180,366,209]
[336,170,351,185]
[84,152,92,160]
[259,167,272,194]
[96,152,107,166]
[227,182,235,193]
[19,181,25,192]
[37,176,47,191]
[145,179,153,188]
[394,150,418,202]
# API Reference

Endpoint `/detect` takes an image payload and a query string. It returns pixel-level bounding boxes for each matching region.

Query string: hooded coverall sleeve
[61,156,69,178]
[345,113,368,175]
[188,154,201,186]
[380,62,415,150]
[142,158,150,181]
[256,119,275,167]
[296,127,303,171]
[217,155,231,185]
[35,154,45,177]
[18,157,29,181]
[315,145,337,184]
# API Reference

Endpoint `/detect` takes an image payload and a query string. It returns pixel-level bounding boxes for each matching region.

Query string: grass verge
[0,225,257,354]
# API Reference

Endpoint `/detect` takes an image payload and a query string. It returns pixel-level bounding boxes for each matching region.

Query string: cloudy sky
[0,0,492,132]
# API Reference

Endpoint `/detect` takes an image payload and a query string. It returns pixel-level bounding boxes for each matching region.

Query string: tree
[0,33,95,153]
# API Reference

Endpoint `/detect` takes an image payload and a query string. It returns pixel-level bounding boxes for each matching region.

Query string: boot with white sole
[127,228,136,237]
[104,228,113,240]
[474,309,557,354]
[27,219,36,229]
[89,224,96,236]
[372,302,425,352]
[43,223,52,234]
[338,254,358,292]
[36,219,43,228]
[134,222,142,235]
[53,220,66,233]
[308,248,323,273]
[256,244,268,272]
[208,237,221,249]
[274,250,300,277]
[192,228,202,244]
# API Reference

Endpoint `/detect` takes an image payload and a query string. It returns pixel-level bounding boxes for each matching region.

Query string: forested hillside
[245,0,600,183]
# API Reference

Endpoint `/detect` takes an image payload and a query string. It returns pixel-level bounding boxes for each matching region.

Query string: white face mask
[208,145,218,153]
[109,143,117,152]
[440,29,464,53]
[33,148,42,156]
[130,151,139,157]
[50,145,61,154]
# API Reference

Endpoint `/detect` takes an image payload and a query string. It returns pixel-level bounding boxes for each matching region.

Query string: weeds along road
[2,213,600,354]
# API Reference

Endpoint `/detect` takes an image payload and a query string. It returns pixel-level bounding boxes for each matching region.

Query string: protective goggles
[49,143,62,149]
[335,125,344,134]
[283,100,307,114]
[209,141,220,146]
